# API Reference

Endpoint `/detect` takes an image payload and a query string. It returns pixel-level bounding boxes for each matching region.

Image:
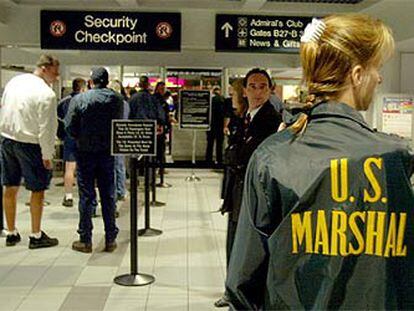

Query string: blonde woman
[226,14,414,310]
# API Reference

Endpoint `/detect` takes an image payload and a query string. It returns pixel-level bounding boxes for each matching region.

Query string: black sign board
[215,14,312,53]
[41,10,181,51]
[111,120,156,156]
[179,90,211,130]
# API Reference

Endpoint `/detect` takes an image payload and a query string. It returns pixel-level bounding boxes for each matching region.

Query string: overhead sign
[215,14,312,53]
[41,10,181,51]
[179,90,211,130]
[111,120,156,156]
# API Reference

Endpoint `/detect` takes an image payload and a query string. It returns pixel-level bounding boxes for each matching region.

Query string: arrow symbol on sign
[221,22,233,38]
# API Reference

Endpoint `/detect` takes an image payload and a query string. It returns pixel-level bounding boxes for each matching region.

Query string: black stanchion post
[114,157,155,286]
[138,157,162,237]
[151,158,166,206]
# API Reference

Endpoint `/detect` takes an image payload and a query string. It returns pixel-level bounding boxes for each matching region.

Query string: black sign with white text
[41,10,181,51]
[215,14,312,53]
[179,90,211,130]
[111,120,156,156]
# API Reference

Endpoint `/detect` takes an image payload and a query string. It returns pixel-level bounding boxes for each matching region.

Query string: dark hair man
[129,76,166,132]
[215,68,282,307]
[57,78,87,207]
[0,53,60,249]
[65,67,123,253]
[206,86,226,165]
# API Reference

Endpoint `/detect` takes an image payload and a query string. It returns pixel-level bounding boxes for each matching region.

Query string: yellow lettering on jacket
[290,211,407,257]
[363,157,382,203]
[291,211,313,254]
[330,159,348,203]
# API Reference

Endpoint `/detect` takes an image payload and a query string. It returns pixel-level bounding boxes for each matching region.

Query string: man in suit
[215,68,282,308]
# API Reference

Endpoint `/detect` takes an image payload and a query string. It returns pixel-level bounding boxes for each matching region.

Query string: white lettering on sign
[249,39,271,47]
[75,30,147,45]
[250,18,284,27]
[250,29,271,37]
[84,15,138,31]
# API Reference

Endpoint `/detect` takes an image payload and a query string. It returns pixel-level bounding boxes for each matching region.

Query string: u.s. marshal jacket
[226,101,414,310]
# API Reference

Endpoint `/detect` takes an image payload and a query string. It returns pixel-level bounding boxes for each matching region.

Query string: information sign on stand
[216,14,312,53]
[111,120,156,156]
[112,120,156,287]
[179,90,211,130]
[179,90,211,181]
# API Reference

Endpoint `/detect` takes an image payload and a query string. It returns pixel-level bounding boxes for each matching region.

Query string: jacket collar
[310,101,373,132]
[283,101,373,132]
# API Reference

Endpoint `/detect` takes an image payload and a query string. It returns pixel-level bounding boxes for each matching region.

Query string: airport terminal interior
[0,0,414,310]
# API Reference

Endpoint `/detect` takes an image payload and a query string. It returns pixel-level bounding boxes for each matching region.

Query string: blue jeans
[76,152,118,243]
[114,156,126,199]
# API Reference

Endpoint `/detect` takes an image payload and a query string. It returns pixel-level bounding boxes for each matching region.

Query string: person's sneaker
[72,240,92,253]
[104,241,117,252]
[29,231,59,249]
[6,233,21,246]
[62,197,73,207]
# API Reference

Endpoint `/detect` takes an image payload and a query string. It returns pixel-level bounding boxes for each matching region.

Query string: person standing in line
[226,14,414,310]
[0,54,60,249]
[65,67,123,253]
[129,76,165,129]
[153,81,171,178]
[57,78,87,207]
[215,70,282,308]
[205,86,225,165]
[108,79,130,211]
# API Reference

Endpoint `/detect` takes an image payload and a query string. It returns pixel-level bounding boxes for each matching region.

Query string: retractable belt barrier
[138,157,163,236]
[112,119,159,286]
[114,155,156,286]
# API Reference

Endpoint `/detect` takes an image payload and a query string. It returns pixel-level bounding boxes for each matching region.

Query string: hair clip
[300,18,326,43]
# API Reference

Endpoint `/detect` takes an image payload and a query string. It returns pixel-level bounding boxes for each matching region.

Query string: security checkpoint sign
[41,10,181,51]
[215,14,312,53]
[111,120,156,156]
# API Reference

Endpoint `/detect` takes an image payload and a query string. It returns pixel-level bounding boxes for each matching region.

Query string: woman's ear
[350,65,364,87]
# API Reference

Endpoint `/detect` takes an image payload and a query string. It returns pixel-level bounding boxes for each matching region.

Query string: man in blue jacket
[65,67,123,253]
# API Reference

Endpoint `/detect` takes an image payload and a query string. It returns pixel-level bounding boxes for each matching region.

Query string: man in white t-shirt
[0,54,60,249]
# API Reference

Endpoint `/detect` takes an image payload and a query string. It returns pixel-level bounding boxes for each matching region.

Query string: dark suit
[226,100,281,264]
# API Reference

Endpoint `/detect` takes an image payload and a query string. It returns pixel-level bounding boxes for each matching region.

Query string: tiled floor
[0,169,228,311]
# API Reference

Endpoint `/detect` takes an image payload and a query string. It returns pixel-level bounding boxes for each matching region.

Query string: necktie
[244,113,251,137]
[245,113,251,127]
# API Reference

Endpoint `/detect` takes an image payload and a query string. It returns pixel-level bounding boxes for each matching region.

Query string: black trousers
[205,130,224,164]
[226,217,238,268]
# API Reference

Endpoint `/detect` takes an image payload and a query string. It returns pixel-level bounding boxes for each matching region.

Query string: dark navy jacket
[64,87,123,154]
[129,89,165,125]
[57,91,79,140]
[226,102,414,310]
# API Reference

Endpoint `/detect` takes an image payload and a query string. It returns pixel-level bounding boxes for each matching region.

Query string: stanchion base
[138,228,163,237]
[156,182,172,188]
[185,175,201,182]
[150,201,166,207]
[114,273,155,286]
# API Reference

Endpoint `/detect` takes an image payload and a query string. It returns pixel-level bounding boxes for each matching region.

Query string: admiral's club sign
[41,10,181,51]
